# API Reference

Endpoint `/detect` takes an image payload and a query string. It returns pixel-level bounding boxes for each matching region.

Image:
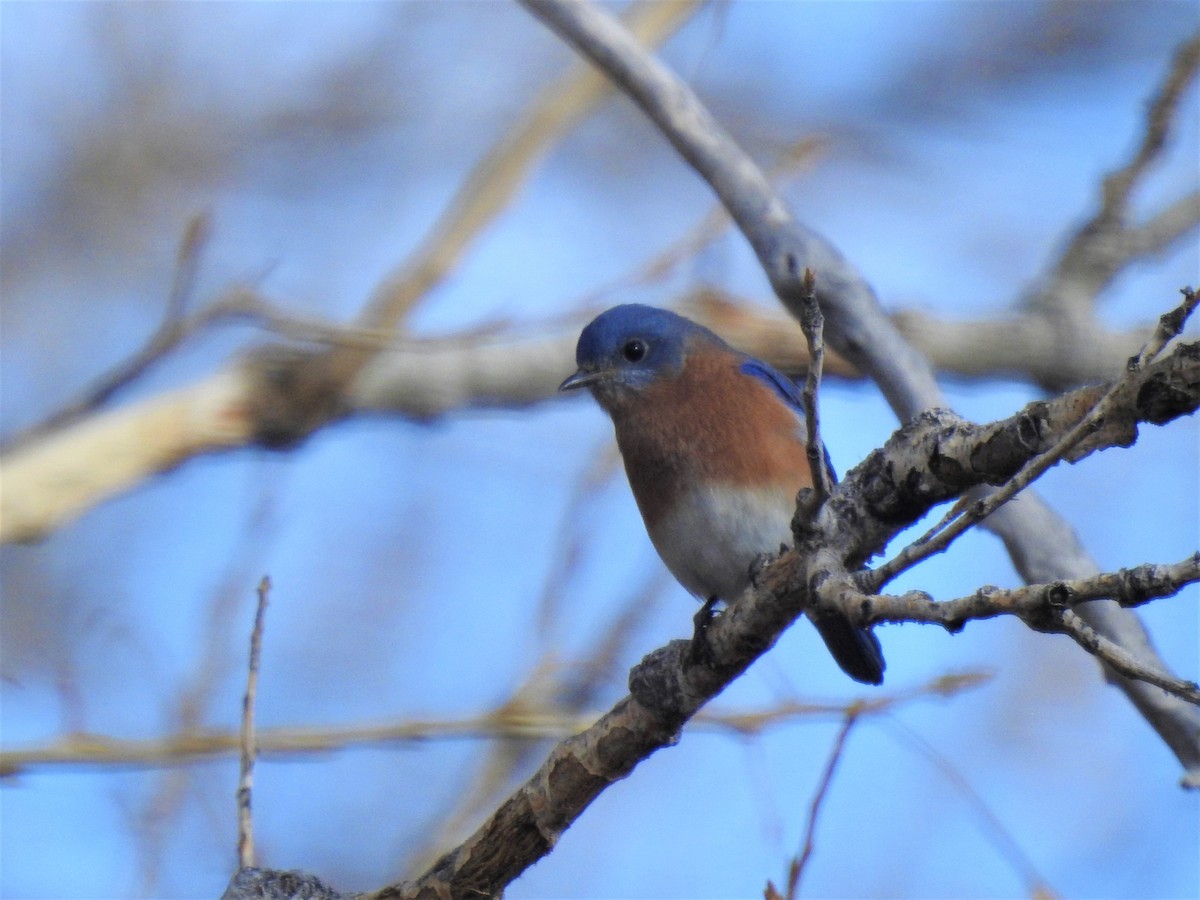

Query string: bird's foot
[688,596,723,668]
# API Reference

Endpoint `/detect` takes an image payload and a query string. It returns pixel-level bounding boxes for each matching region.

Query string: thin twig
[1026,32,1200,317]
[0,671,991,775]
[133,491,280,893]
[0,285,397,457]
[2,6,703,458]
[167,211,212,322]
[576,136,829,309]
[0,213,212,453]
[1053,609,1200,704]
[1124,189,1200,259]
[796,268,833,503]
[785,709,859,900]
[237,576,271,870]
[1100,32,1200,219]
[864,288,1199,594]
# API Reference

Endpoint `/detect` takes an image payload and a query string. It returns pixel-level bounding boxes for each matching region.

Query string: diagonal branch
[213,328,1196,896]
[1024,32,1200,319]
[0,4,699,543]
[0,213,213,454]
[1099,32,1199,222]
[1053,609,1197,703]
[783,709,859,899]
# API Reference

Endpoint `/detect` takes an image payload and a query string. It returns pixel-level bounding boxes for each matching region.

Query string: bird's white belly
[647,484,793,601]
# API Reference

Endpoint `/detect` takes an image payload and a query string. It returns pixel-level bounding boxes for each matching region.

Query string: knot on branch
[970,410,1049,483]
[242,346,347,448]
[1045,581,1076,609]
[1019,602,1069,635]
[628,642,694,722]
[628,618,753,722]
[1159,289,1197,338]
[806,558,871,628]
[856,408,971,523]
[221,867,354,900]
[1136,341,1200,424]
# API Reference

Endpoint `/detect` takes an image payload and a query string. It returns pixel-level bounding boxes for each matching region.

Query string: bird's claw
[688,596,722,668]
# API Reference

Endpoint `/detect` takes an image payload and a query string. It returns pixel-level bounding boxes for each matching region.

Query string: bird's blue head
[559,304,717,405]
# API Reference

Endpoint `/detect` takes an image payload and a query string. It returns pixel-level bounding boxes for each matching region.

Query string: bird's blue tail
[810,613,885,685]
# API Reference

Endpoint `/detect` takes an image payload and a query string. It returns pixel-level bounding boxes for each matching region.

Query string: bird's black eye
[622,338,648,363]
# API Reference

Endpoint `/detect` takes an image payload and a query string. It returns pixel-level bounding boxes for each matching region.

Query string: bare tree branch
[1100,33,1199,227]
[784,710,858,900]
[216,677,987,900]
[237,576,270,871]
[1,213,212,453]
[519,0,942,415]
[0,674,990,775]
[1054,608,1197,702]
[4,266,1180,546]
[1130,189,1200,257]
[861,555,1200,704]
[3,7,1194,899]
[1023,31,1200,319]
[863,555,1200,630]
[575,135,830,309]
[889,308,1154,390]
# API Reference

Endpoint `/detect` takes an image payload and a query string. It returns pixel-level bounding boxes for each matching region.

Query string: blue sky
[1,3,1197,898]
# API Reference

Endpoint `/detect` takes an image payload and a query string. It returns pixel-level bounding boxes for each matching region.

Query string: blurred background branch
[0,671,991,775]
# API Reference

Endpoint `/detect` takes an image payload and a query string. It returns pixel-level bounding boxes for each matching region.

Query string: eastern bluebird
[559,304,885,685]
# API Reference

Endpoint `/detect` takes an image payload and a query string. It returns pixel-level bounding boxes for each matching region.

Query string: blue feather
[738,359,837,481]
[738,359,805,412]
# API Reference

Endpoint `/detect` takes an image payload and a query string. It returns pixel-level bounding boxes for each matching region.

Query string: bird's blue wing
[739,359,805,412]
[738,358,838,481]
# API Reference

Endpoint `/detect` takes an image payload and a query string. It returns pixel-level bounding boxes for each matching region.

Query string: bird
[559,303,884,685]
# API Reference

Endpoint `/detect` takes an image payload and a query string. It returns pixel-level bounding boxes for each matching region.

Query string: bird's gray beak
[558,369,601,392]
